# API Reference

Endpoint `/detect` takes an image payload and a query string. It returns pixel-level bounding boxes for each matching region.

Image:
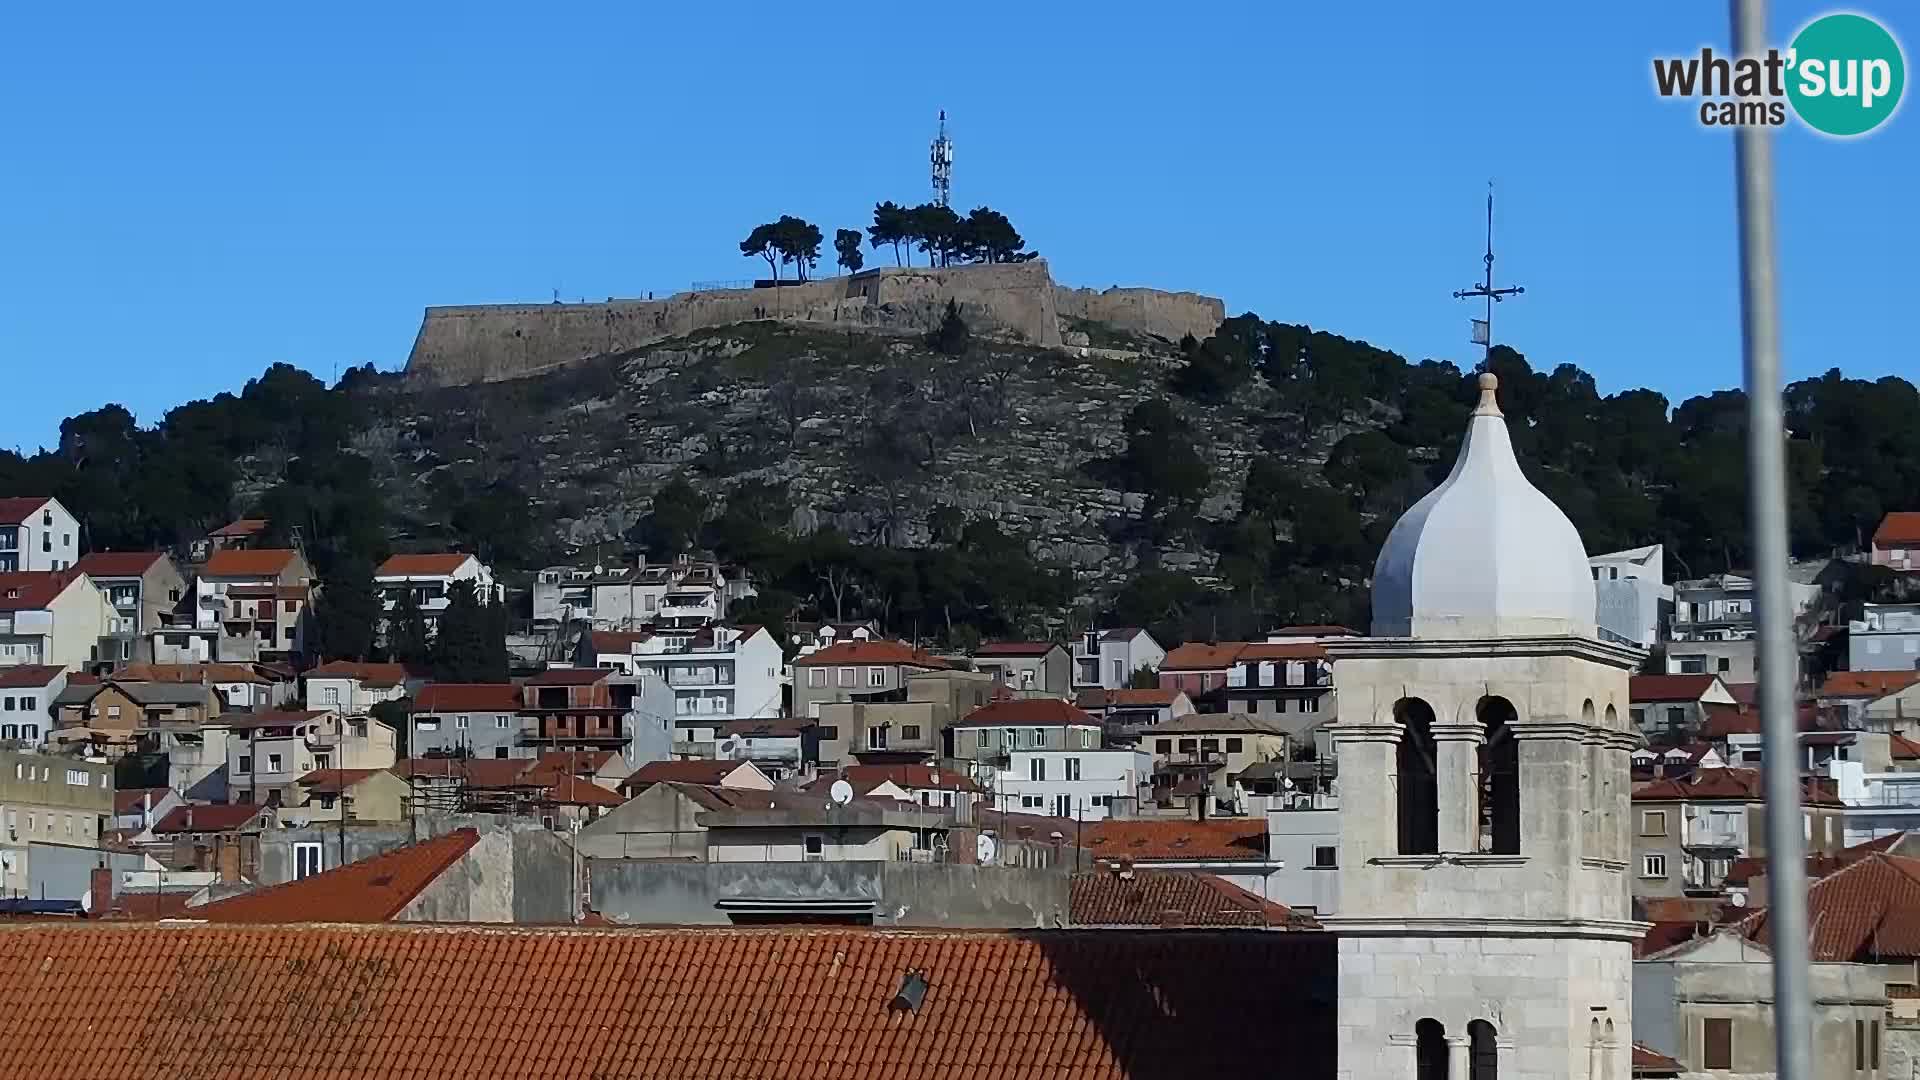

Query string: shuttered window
[1703,1018,1732,1070]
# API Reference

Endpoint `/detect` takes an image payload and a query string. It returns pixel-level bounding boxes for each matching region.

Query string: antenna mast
[1452,182,1525,367]
[930,110,953,208]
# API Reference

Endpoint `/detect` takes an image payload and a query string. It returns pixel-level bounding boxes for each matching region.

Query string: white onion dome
[1370,373,1596,639]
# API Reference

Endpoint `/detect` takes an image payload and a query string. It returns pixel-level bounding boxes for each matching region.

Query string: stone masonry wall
[404,260,1222,387]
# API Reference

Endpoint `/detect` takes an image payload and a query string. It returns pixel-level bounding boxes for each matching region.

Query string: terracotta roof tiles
[0,665,65,689]
[1075,687,1183,710]
[1821,670,1920,699]
[1082,819,1269,862]
[377,552,476,577]
[792,640,951,668]
[149,804,270,834]
[1070,869,1311,928]
[0,570,83,612]
[208,517,268,538]
[201,548,299,578]
[806,764,987,797]
[1875,512,1920,548]
[1629,674,1722,702]
[0,497,53,526]
[305,660,409,688]
[413,682,522,712]
[193,828,480,923]
[1159,642,1248,671]
[621,759,761,791]
[1633,768,1844,807]
[0,922,1336,1078]
[295,768,384,794]
[952,698,1100,728]
[72,551,168,578]
[1741,851,1920,961]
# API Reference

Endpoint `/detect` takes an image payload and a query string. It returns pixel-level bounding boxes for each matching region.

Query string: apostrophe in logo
[1786,13,1905,136]
[1651,10,1905,136]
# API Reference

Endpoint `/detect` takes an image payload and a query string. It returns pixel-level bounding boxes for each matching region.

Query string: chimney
[215,841,242,884]
[143,791,153,828]
[88,866,114,916]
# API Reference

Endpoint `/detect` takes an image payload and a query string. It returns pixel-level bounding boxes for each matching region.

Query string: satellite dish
[975,833,998,864]
[1729,892,1748,908]
[829,780,854,806]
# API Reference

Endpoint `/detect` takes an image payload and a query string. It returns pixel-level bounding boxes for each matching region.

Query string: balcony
[667,669,734,688]
[1684,819,1742,850]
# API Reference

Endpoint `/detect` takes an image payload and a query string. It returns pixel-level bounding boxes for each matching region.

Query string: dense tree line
[867,202,1035,267]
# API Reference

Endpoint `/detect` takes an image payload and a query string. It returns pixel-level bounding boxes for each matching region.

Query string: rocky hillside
[358,317,1294,593]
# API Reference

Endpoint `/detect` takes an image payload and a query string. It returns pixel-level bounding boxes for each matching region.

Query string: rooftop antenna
[1452,181,1524,368]
[930,110,953,208]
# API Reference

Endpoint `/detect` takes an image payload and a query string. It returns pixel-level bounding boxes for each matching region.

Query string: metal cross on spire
[1453,182,1524,367]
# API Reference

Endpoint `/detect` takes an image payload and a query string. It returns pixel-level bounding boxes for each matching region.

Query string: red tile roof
[296,768,385,794]
[1700,703,1760,737]
[1896,735,1920,761]
[1633,768,1844,807]
[589,630,651,653]
[305,660,408,688]
[0,923,1336,1078]
[112,787,174,815]
[118,662,272,685]
[972,641,1060,657]
[1632,1043,1684,1076]
[1724,832,1908,889]
[208,517,269,538]
[1070,869,1310,928]
[1820,670,1920,699]
[1082,819,1269,862]
[0,497,53,525]
[621,759,760,791]
[413,682,521,712]
[1235,642,1328,661]
[793,640,951,668]
[0,665,65,689]
[807,764,987,797]
[544,777,625,807]
[103,890,198,921]
[149,804,270,834]
[1629,674,1720,702]
[1159,642,1248,671]
[0,570,82,612]
[201,548,299,577]
[952,698,1100,729]
[377,552,475,577]
[1742,852,1920,961]
[1875,512,1920,548]
[194,829,481,924]
[1075,688,1183,710]
[519,750,619,785]
[72,551,167,578]
[217,709,329,731]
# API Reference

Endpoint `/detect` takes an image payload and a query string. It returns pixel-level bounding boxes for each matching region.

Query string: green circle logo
[1787,13,1906,136]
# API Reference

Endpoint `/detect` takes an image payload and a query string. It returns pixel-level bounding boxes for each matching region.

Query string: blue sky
[2,2,1912,452]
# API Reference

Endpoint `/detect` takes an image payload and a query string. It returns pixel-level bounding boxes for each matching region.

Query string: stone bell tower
[1325,374,1646,1080]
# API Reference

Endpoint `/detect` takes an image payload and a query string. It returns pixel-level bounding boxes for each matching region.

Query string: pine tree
[315,556,381,661]
[430,580,488,682]
[386,586,433,668]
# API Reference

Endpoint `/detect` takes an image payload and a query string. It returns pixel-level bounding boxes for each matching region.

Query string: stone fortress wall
[404,259,1225,387]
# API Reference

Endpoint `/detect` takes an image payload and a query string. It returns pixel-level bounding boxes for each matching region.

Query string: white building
[0,497,81,573]
[0,571,115,671]
[0,665,66,746]
[1328,373,1640,1077]
[1070,627,1166,690]
[192,548,314,660]
[223,709,397,804]
[301,661,410,715]
[580,625,782,724]
[375,553,500,628]
[989,747,1151,821]
[1589,544,1670,649]
[1850,602,1920,673]
[532,557,751,630]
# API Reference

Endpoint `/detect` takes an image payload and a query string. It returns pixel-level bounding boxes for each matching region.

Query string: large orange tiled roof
[793,640,951,668]
[202,548,299,577]
[1820,670,1920,700]
[377,552,476,577]
[1875,512,1920,548]
[0,570,83,612]
[414,681,521,712]
[1082,819,1269,862]
[1158,642,1248,671]
[192,828,480,924]
[0,922,1335,1077]
[1071,869,1310,928]
[952,698,1099,729]
[72,551,167,578]
[1741,852,1920,962]
[0,496,53,526]
[1629,674,1720,702]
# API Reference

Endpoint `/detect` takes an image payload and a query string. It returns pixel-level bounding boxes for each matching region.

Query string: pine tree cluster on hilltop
[4,308,1915,651]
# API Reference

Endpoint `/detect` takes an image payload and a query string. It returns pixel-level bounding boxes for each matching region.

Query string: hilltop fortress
[404,259,1224,387]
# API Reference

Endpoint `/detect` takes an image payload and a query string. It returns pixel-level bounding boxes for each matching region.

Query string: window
[803,835,824,862]
[1642,853,1668,878]
[1178,738,1197,754]
[455,715,470,729]
[867,726,888,750]
[494,747,509,759]
[867,667,886,688]
[418,718,440,732]
[1856,1018,1867,1071]
[1416,1019,1447,1080]
[1156,739,1172,754]
[1312,845,1337,869]
[1029,758,1047,782]
[1200,738,1219,754]
[267,753,284,773]
[1225,737,1243,754]
[238,755,252,774]
[1065,758,1081,781]
[325,687,340,705]
[1110,658,1122,685]
[1872,1020,1881,1070]
[1199,673,1212,691]
[1054,794,1072,818]
[1640,810,1668,837]
[64,769,87,786]
[1021,795,1041,809]
[901,724,922,741]
[818,725,838,741]
[107,705,122,720]
[313,753,331,771]
[293,842,324,880]
[2,697,11,710]
[1703,1018,1732,1070]
[1679,657,1706,674]
[1468,1020,1497,1080]
[837,667,856,688]
[1397,698,1440,855]
[1716,656,1731,673]
[496,715,512,729]
[807,668,825,688]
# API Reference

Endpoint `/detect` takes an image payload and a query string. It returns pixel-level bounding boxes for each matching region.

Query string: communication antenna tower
[930,110,954,208]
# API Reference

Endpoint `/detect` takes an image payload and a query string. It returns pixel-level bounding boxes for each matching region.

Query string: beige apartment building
[815,669,995,766]
[0,749,114,896]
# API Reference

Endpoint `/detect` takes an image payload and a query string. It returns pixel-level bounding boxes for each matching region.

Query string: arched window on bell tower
[1468,1019,1498,1080]
[1396,698,1439,855]
[1416,1018,1449,1080]
[1477,696,1520,854]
